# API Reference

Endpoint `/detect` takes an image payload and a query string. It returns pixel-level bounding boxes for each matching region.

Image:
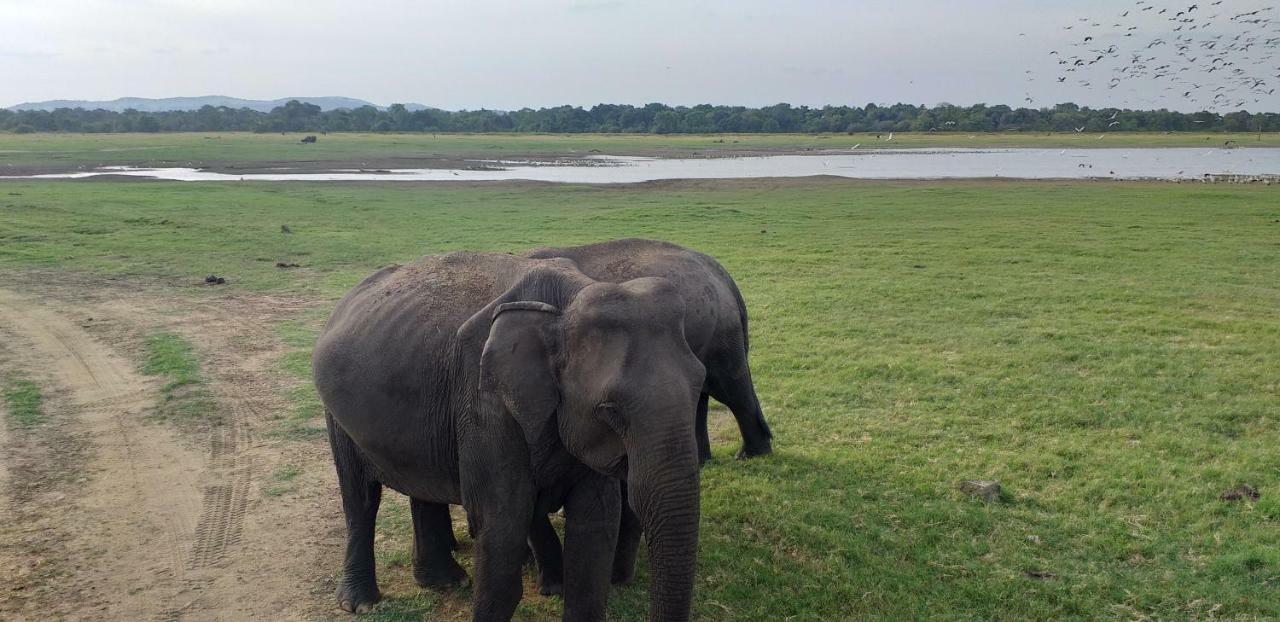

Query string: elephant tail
[729,278,750,354]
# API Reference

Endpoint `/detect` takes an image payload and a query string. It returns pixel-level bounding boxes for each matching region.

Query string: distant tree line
[1,100,1276,134]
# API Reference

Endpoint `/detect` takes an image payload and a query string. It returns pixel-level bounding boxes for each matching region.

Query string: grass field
[2,174,1279,620]
[1,131,1277,172]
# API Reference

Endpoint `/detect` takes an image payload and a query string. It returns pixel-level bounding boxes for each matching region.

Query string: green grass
[264,464,303,497]
[1,131,1277,171]
[4,176,1280,620]
[2,374,44,427]
[273,317,328,441]
[141,332,218,426]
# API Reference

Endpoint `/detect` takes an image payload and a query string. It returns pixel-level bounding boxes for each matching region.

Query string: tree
[273,100,322,132]
[1,100,1265,135]
[651,111,680,134]
[387,104,411,131]
[1222,110,1252,132]
[136,116,160,132]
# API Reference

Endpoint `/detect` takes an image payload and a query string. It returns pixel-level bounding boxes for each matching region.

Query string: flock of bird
[1025,0,1278,114]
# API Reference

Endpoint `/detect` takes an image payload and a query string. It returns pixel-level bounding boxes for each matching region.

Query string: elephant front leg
[562,473,621,622]
[528,513,564,595]
[460,402,539,622]
[469,502,536,621]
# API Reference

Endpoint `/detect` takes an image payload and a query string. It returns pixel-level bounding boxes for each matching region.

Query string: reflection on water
[12,148,1280,183]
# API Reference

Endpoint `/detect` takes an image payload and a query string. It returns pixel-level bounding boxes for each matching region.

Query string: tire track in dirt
[0,394,10,496]
[189,410,253,569]
[0,288,205,618]
[0,273,344,621]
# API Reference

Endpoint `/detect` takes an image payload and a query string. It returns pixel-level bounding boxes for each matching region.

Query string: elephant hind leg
[706,355,773,459]
[411,499,468,589]
[326,411,384,613]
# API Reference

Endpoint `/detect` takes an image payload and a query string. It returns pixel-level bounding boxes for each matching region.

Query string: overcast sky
[2,0,1277,112]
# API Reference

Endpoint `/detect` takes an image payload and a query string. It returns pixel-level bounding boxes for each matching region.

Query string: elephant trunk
[628,427,700,622]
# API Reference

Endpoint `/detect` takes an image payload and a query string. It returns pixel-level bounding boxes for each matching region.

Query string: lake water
[12,148,1280,183]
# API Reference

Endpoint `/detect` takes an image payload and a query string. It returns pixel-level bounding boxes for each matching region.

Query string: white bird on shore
[885,133,894,141]
[850,143,861,150]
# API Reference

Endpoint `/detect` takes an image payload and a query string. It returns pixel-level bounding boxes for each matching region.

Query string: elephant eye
[594,402,626,432]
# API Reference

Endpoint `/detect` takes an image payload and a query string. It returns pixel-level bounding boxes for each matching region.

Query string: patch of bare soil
[0,270,343,621]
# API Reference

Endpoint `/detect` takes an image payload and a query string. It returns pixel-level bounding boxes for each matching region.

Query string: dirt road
[0,278,343,621]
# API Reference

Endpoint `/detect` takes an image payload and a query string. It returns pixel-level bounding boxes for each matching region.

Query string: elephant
[518,239,772,593]
[313,250,708,621]
[525,239,772,463]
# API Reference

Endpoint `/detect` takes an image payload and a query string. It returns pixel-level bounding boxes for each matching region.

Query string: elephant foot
[413,559,468,590]
[610,559,636,585]
[336,580,381,614]
[736,441,773,460]
[606,550,632,586]
[537,574,563,596]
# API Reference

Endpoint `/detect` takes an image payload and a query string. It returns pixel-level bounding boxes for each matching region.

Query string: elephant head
[473,267,706,619]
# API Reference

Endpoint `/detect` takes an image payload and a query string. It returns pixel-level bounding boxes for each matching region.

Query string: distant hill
[7,96,434,113]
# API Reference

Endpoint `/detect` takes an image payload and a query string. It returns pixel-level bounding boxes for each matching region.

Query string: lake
[12,148,1280,183]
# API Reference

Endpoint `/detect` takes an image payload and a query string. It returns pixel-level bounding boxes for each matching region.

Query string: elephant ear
[476,301,564,472]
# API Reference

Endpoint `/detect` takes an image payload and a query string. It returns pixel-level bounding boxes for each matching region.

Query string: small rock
[275,262,301,269]
[1023,570,1055,580]
[281,224,293,234]
[204,275,226,285]
[1220,485,1259,502]
[959,480,1001,502]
